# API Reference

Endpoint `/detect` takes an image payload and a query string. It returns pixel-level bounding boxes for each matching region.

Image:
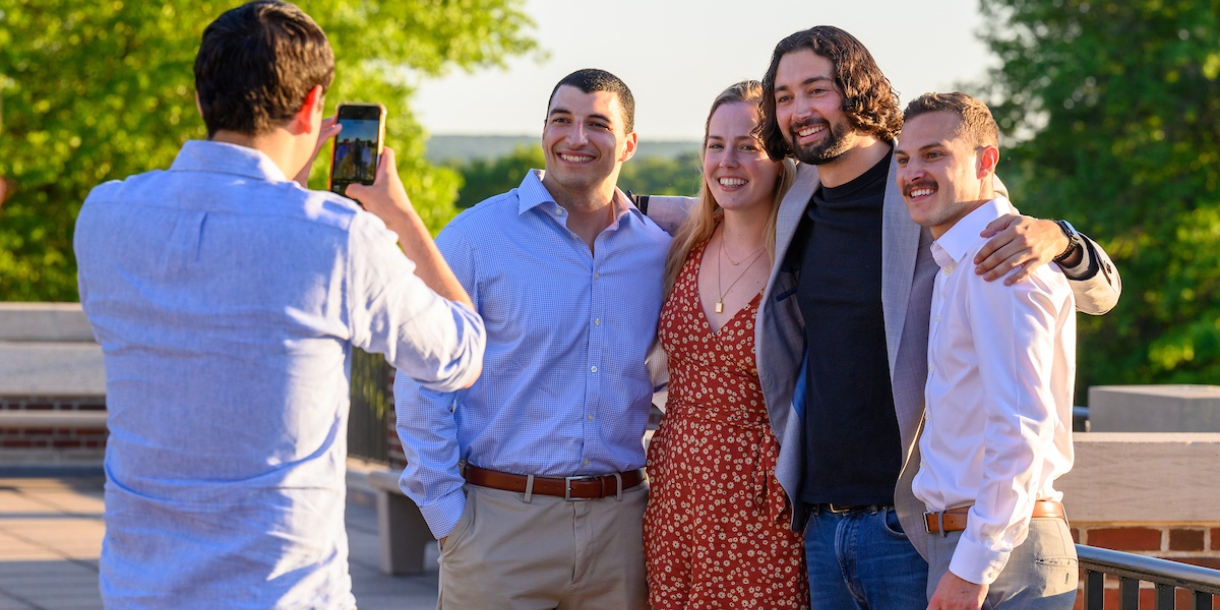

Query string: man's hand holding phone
[293,116,342,189]
[345,147,417,234]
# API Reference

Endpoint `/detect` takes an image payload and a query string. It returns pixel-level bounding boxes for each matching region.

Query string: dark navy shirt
[797,151,903,507]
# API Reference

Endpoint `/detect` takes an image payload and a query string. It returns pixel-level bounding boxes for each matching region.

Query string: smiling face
[704,101,781,213]
[772,49,857,165]
[895,110,998,237]
[541,85,637,198]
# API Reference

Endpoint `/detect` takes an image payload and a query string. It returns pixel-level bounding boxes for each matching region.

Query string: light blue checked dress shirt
[75,140,484,610]
[395,170,671,538]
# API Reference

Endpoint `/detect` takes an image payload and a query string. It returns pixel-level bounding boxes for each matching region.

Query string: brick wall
[0,396,108,463]
[1071,524,1220,609]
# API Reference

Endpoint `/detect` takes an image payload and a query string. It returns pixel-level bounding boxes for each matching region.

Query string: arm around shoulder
[1063,235,1122,316]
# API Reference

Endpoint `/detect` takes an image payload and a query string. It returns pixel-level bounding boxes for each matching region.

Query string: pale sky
[413,0,998,141]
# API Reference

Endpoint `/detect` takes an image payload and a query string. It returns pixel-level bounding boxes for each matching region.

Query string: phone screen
[330,107,383,195]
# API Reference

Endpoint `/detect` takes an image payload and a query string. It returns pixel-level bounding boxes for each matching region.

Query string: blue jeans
[804,505,929,610]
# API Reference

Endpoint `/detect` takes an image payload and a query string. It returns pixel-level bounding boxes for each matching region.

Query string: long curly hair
[759,26,903,161]
[662,80,798,298]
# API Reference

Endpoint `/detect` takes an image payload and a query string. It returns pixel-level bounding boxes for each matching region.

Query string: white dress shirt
[912,197,1076,586]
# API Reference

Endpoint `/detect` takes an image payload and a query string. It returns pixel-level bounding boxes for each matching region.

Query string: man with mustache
[896,91,1079,610]
[644,25,1118,608]
[756,26,1117,608]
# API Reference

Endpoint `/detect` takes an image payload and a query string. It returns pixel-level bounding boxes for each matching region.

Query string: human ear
[976,145,1000,179]
[619,131,639,163]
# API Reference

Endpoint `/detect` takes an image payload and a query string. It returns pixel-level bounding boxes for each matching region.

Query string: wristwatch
[1053,219,1083,263]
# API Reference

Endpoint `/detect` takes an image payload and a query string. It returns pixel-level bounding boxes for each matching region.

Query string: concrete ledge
[0,342,106,396]
[0,410,108,428]
[0,303,94,342]
[1059,433,1220,523]
[1090,385,1220,432]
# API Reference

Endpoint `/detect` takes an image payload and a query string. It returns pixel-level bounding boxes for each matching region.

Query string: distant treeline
[449,145,702,208]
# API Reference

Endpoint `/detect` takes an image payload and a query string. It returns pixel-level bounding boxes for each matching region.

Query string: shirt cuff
[418,488,468,539]
[950,532,1013,586]
[1060,237,1100,281]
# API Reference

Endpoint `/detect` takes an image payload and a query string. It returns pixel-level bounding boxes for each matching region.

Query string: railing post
[1119,577,1140,610]
[1155,583,1174,610]
[1084,570,1104,610]
[1197,591,1214,610]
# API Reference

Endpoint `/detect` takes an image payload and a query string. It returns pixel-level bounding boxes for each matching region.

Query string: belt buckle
[564,475,595,501]
[826,504,854,514]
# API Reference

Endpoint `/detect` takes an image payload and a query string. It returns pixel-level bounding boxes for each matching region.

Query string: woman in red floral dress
[642,81,807,609]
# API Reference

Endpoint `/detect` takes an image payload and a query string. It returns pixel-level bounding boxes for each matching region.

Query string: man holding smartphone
[74,2,485,608]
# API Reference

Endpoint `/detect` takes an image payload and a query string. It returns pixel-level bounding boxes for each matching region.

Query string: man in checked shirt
[895,91,1078,610]
[393,69,670,609]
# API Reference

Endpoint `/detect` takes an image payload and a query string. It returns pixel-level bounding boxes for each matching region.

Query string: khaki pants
[925,518,1079,608]
[437,482,649,610]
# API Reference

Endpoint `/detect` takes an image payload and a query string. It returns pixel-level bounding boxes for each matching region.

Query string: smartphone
[329,102,387,197]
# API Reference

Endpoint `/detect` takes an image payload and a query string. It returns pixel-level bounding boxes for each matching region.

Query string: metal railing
[1079,544,1220,609]
[348,348,393,463]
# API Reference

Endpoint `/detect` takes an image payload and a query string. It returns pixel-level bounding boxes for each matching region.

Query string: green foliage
[0,0,537,301]
[453,145,703,208]
[618,152,702,198]
[452,144,544,207]
[979,0,1220,391]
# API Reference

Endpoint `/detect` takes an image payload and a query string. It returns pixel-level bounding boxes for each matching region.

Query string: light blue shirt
[394,170,671,538]
[75,140,484,610]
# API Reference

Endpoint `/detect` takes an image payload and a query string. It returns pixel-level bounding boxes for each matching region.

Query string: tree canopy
[0,0,537,301]
[979,0,1220,390]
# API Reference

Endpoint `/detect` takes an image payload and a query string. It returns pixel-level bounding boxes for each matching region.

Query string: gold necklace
[716,237,766,313]
[721,238,764,266]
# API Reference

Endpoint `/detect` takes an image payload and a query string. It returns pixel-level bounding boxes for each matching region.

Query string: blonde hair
[662,80,798,298]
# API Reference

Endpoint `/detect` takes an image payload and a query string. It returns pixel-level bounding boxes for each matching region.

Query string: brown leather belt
[924,500,1067,533]
[463,464,646,501]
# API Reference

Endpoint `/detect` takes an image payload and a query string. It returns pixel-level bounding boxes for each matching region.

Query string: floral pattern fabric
[643,239,810,609]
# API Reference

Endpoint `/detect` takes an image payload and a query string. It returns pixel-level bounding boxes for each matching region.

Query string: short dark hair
[759,26,903,161]
[903,92,999,149]
[546,69,636,133]
[194,1,335,137]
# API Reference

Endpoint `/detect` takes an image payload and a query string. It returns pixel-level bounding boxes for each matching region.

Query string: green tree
[0,0,537,301]
[453,144,544,207]
[978,0,1220,392]
[618,152,702,198]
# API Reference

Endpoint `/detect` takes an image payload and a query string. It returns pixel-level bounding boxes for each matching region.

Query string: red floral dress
[643,239,809,609]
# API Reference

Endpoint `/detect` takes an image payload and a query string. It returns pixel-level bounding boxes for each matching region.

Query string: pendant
[715,300,724,313]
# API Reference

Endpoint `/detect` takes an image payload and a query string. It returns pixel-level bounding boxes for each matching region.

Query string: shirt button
[594,318,601,326]
[587,414,594,421]
[590,366,598,373]
[928,365,935,373]
[935,315,941,323]
[583,459,590,466]
[594,273,600,280]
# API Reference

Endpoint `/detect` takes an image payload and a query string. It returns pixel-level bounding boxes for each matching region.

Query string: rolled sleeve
[348,215,485,391]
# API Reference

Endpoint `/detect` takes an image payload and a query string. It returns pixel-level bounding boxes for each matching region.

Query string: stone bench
[366,469,435,575]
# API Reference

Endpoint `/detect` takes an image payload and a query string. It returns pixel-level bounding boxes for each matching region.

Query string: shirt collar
[515,169,641,227]
[169,140,290,183]
[931,197,1015,271]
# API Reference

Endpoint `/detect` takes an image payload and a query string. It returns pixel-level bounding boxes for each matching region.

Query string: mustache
[904,179,938,196]
[789,118,830,135]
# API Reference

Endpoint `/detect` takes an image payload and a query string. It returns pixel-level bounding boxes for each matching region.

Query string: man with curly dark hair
[747,26,1122,608]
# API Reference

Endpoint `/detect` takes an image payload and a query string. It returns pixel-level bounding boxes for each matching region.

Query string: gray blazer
[643,156,1120,559]
[753,158,1121,560]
